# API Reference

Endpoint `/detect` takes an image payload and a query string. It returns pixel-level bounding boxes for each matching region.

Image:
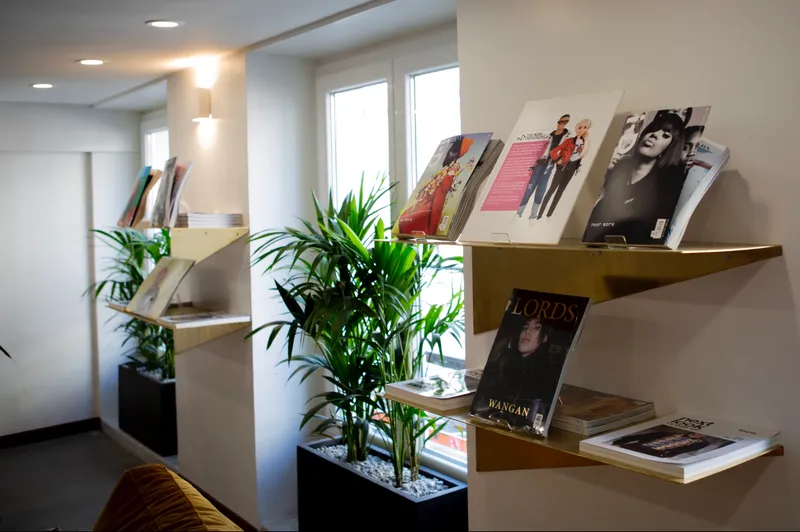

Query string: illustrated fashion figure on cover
[537,118,593,219]
[396,135,475,236]
[516,114,570,219]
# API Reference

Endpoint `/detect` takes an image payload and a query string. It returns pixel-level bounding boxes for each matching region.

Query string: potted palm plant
[250,179,467,531]
[88,228,177,456]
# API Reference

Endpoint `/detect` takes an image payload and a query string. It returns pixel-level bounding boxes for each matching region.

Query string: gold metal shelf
[470,239,782,334]
[383,395,783,484]
[107,302,250,354]
[170,227,249,264]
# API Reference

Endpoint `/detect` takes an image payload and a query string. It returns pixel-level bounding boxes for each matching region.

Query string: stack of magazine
[663,139,730,248]
[392,134,504,240]
[552,385,655,436]
[383,369,483,411]
[176,213,244,228]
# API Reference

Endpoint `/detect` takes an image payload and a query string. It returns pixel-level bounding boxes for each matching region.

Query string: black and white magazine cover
[583,106,711,247]
[469,289,591,437]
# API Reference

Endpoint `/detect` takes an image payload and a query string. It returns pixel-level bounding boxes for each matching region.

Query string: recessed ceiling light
[146,20,182,28]
[31,83,53,89]
[78,59,104,66]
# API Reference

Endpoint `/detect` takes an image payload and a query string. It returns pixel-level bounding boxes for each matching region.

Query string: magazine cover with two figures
[392,132,492,238]
[469,289,591,436]
[460,90,624,245]
[582,106,711,247]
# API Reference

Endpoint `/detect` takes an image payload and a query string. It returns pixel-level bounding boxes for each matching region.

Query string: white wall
[89,152,142,426]
[0,104,139,436]
[167,54,261,526]
[245,52,321,528]
[0,103,139,153]
[458,0,799,529]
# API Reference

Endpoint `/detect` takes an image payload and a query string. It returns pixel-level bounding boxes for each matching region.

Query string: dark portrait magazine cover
[583,106,711,247]
[469,289,591,436]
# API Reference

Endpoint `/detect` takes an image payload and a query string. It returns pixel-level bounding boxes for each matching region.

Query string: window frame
[315,41,466,475]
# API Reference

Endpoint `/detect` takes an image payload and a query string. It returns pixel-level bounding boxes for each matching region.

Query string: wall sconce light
[192,87,213,123]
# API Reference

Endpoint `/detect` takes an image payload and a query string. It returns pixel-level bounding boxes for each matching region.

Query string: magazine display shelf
[383,395,784,484]
[381,238,783,479]
[107,302,251,354]
[106,227,252,353]
[469,240,782,333]
[380,238,782,334]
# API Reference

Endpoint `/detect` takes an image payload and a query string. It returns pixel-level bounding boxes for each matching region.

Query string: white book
[384,369,483,412]
[580,413,779,482]
[461,90,623,245]
[157,311,250,329]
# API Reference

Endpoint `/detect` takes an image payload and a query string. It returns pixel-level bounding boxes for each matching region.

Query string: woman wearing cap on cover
[584,112,687,244]
[472,315,564,432]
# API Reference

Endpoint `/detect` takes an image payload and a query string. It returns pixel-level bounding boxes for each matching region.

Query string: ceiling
[0,0,379,107]
[262,0,456,60]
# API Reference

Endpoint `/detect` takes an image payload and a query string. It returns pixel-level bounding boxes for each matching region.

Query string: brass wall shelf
[171,227,249,264]
[382,395,783,484]
[106,227,252,353]
[471,240,782,334]
[107,303,250,354]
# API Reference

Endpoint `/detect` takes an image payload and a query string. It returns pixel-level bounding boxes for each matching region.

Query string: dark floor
[0,430,143,531]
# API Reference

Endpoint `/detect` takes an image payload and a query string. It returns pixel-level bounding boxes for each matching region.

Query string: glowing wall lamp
[192,87,213,123]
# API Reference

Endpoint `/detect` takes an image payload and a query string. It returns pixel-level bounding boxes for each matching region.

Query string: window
[409,67,465,376]
[141,110,169,222]
[329,82,390,222]
[145,128,170,171]
[406,67,468,466]
[319,43,467,468]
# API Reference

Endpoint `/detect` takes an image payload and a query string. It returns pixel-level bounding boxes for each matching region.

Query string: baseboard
[101,419,179,473]
[0,418,101,449]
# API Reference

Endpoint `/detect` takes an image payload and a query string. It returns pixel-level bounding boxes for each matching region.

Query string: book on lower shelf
[157,310,250,328]
[384,369,483,411]
[552,384,656,436]
[468,288,591,437]
[175,212,244,228]
[579,413,780,482]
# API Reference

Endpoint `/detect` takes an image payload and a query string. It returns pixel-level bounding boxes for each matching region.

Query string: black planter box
[298,439,467,531]
[118,364,177,456]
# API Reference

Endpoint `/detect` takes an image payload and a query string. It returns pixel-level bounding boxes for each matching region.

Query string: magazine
[469,289,591,436]
[460,90,624,245]
[392,133,493,240]
[117,166,152,227]
[126,257,195,320]
[158,310,250,329]
[167,161,194,227]
[384,369,483,411]
[582,106,712,248]
[131,169,163,228]
[552,384,655,436]
[580,413,780,481]
[152,156,177,227]
[664,138,729,249]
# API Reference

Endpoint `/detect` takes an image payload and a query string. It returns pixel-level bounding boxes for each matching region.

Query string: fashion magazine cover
[461,90,623,245]
[469,289,591,436]
[582,106,711,246]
